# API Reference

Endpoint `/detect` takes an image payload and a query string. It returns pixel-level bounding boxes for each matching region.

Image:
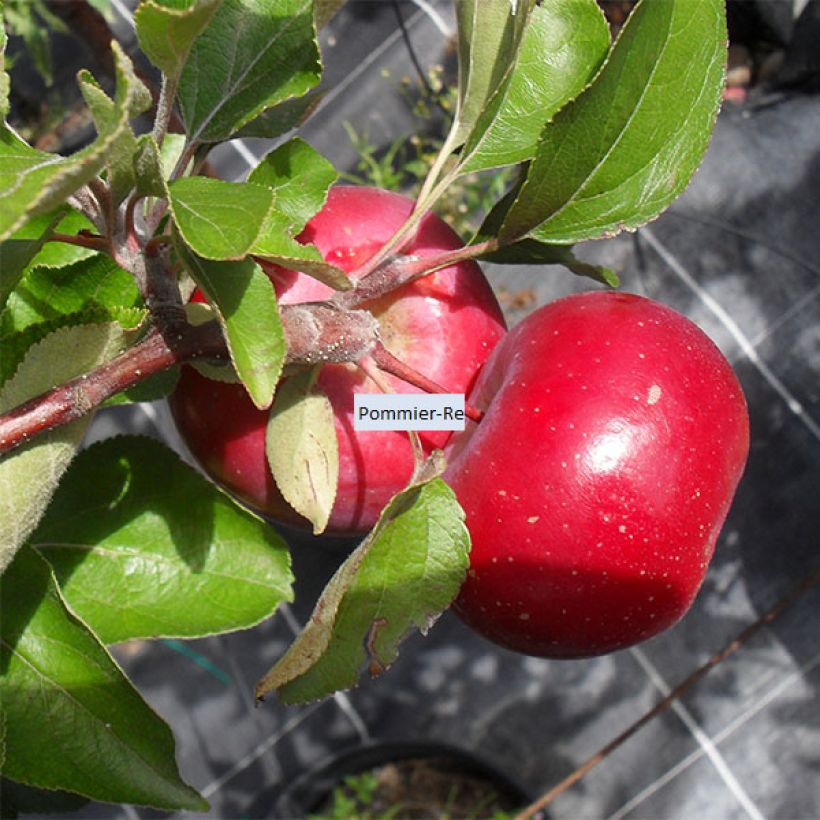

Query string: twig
[391,237,500,281]
[68,188,105,234]
[152,74,178,149]
[87,177,114,236]
[515,567,820,819]
[336,238,500,311]
[0,305,380,457]
[0,323,224,455]
[47,232,109,252]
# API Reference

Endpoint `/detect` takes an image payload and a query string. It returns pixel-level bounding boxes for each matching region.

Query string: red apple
[170,186,506,534]
[445,291,749,657]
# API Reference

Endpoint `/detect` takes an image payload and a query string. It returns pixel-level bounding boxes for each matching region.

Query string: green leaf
[0,42,151,242]
[169,176,273,260]
[177,0,321,144]
[0,323,130,573]
[32,436,293,642]
[500,0,727,245]
[0,210,65,310]
[250,206,350,291]
[0,546,207,810]
[266,368,338,535]
[1,253,141,336]
[159,132,188,178]
[481,239,619,287]
[459,0,610,173]
[248,137,337,233]
[0,778,89,818]
[245,138,347,290]
[174,237,285,409]
[256,466,471,704]
[135,0,222,80]
[232,88,322,139]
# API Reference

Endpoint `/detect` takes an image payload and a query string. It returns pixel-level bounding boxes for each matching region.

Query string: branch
[0,323,221,456]
[515,566,820,819]
[0,305,379,457]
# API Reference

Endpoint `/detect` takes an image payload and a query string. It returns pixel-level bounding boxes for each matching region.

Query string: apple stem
[358,355,427,469]
[369,342,484,424]
[515,566,820,819]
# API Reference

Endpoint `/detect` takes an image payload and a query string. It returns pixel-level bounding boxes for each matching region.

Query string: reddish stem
[396,238,500,281]
[48,232,109,252]
[0,323,223,455]
[124,194,144,253]
[88,177,113,234]
[370,342,484,424]
[336,238,501,311]
[144,235,173,257]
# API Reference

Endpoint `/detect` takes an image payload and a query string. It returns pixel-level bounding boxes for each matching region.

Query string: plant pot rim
[257,739,533,818]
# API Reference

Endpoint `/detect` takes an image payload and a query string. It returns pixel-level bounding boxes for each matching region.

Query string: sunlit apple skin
[170,186,506,534]
[445,291,749,658]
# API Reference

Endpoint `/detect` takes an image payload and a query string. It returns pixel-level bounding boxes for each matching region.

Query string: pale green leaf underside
[0,547,207,810]
[1,13,10,120]
[0,323,130,573]
[33,436,293,642]
[0,42,150,242]
[257,477,470,704]
[177,0,321,143]
[77,70,139,206]
[136,0,222,79]
[174,237,285,409]
[266,369,339,535]
[501,0,726,244]
[133,133,171,199]
[451,0,534,150]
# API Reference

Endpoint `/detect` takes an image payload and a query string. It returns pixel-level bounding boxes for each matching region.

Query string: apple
[445,291,749,658]
[170,186,507,534]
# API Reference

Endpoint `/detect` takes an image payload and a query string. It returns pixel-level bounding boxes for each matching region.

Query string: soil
[313,755,526,818]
